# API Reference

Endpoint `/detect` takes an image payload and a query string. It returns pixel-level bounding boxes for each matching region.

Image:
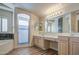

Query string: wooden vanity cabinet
[33,36,49,50]
[69,37,79,55]
[58,36,69,55]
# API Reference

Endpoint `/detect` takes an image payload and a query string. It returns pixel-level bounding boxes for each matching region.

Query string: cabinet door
[70,42,79,55]
[39,39,44,49]
[70,37,79,55]
[34,39,38,46]
[33,37,39,47]
[58,36,69,55]
[58,41,68,55]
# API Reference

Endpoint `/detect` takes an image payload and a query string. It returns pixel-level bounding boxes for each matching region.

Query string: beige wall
[30,14,39,46]
[39,17,45,34]
[14,8,39,48]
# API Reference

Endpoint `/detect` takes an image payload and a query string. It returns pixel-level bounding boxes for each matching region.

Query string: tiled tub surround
[33,33,79,55]
[0,33,14,40]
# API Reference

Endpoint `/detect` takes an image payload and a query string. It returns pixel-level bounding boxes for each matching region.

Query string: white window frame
[0,17,8,32]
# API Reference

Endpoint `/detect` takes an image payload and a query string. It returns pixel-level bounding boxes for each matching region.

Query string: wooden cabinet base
[69,37,79,55]
[58,36,69,55]
[33,36,79,55]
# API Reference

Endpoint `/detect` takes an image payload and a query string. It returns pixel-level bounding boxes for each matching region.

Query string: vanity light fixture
[46,7,65,19]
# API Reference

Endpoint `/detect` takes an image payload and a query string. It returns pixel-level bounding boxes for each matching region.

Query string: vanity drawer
[44,37,56,42]
[58,36,69,42]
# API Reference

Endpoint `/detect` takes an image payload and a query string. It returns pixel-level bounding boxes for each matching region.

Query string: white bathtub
[0,40,14,55]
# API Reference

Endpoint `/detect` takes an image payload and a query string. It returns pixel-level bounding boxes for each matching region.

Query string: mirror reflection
[45,14,71,33]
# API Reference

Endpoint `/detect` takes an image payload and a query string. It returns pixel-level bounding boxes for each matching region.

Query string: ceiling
[13,3,79,17]
[13,3,57,17]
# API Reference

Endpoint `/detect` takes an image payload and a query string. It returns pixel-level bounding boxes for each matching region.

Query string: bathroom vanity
[33,36,50,50]
[33,33,79,55]
[32,9,79,55]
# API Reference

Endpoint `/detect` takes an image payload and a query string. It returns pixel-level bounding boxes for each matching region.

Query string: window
[2,18,8,32]
[18,14,30,27]
[19,20,28,26]
[0,17,8,32]
[0,17,1,32]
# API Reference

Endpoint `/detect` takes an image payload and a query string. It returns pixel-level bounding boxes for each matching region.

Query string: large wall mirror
[45,17,58,33]
[45,14,71,33]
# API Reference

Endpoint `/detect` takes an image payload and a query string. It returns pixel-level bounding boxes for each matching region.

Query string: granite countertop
[33,33,79,38]
[34,33,58,38]
[70,33,79,37]
[33,33,71,38]
[43,35,58,38]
